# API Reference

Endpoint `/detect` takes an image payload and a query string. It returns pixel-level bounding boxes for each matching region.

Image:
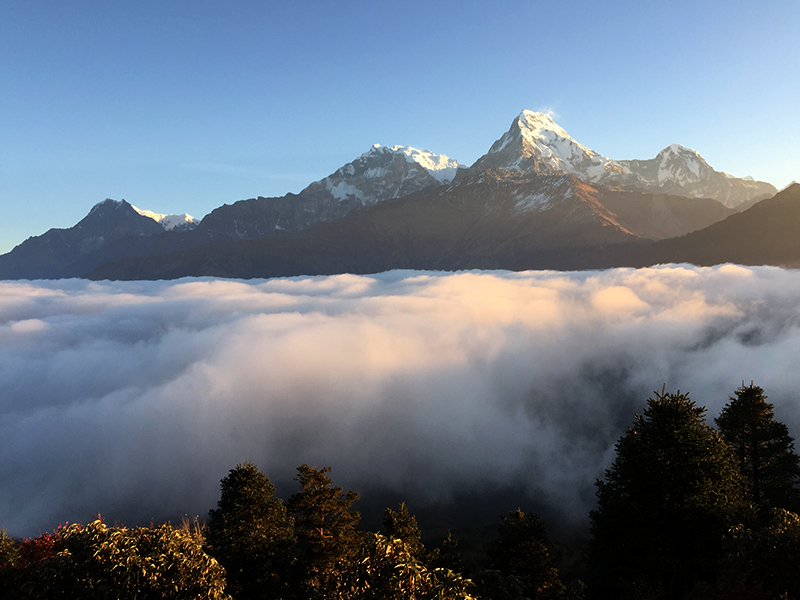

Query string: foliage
[382,502,423,557]
[0,528,20,593]
[587,390,752,599]
[718,508,800,599]
[716,383,800,514]
[0,528,19,567]
[335,533,476,600]
[471,569,528,600]
[286,464,362,596]
[485,509,565,600]
[7,519,230,599]
[430,531,465,574]
[205,462,295,599]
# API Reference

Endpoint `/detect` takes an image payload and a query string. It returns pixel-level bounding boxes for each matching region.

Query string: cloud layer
[3,265,800,537]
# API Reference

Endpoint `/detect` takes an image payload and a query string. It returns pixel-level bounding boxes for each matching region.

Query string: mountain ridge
[0,110,782,280]
[470,110,776,207]
[87,172,756,281]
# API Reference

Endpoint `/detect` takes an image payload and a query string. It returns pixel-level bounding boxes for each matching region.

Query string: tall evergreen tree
[486,509,565,600]
[587,390,751,599]
[382,502,423,557]
[716,383,800,514]
[430,532,464,575]
[205,462,295,600]
[286,464,361,596]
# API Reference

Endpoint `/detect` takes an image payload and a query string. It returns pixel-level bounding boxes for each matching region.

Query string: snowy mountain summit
[472,110,627,183]
[132,206,198,231]
[471,110,775,207]
[300,143,462,206]
[391,145,461,183]
[617,144,775,207]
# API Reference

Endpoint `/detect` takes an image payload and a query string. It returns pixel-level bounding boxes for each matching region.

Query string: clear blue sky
[2,0,799,254]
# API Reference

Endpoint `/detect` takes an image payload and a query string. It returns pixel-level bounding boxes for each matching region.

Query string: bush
[8,519,230,599]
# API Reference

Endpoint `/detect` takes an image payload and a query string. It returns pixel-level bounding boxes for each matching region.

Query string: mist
[3,265,800,538]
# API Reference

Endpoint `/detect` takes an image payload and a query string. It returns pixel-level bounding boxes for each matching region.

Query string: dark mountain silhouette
[0,200,172,279]
[638,183,800,267]
[87,172,751,281]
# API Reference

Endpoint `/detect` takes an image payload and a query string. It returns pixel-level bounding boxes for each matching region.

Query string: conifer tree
[716,383,800,514]
[487,509,565,600]
[431,532,464,574]
[286,464,361,596]
[588,390,751,599]
[205,462,295,600]
[382,502,423,556]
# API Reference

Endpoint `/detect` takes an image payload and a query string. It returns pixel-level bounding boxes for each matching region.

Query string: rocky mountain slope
[470,110,776,207]
[87,172,742,280]
[197,144,462,241]
[619,144,776,208]
[0,200,183,279]
[0,146,462,279]
[636,183,800,267]
[0,110,781,280]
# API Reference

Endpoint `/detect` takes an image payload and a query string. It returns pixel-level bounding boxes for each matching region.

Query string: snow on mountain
[619,144,710,186]
[391,145,461,183]
[619,144,776,208]
[471,110,628,183]
[88,198,129,215]
[132,205,198,230]
[300,143,462,206]
[471,110,776,207]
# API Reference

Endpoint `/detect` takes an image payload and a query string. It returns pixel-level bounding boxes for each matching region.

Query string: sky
[2,0,799,254]
[4,265,800,538]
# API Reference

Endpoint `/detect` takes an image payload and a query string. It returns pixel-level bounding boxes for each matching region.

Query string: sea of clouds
[3,265,800,538]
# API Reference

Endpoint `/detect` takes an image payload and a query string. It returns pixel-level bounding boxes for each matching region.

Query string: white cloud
[3,265,800,537]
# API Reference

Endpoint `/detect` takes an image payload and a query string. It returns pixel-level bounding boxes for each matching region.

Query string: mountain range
[0,110,788,281]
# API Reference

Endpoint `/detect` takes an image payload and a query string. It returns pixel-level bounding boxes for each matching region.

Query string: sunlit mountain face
[0,110,777,281]
[3,265,800,538]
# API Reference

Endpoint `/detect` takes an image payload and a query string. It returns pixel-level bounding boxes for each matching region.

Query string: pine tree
[716,383,800,514]
[382,502,423,556]
[487,509,565,600]
[430,532,464,574]
[205,462,295,600]
[286,464,361,596]
[587,390,751,599]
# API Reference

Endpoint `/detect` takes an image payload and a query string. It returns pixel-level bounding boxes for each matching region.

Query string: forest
[2,383,800,600]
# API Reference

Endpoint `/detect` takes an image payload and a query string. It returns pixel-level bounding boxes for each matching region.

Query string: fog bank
[3,265,800,537]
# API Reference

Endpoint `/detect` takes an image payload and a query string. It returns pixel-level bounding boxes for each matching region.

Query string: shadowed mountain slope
[640,183,800,267]
[88,172,741,280]
[0,200,168,279]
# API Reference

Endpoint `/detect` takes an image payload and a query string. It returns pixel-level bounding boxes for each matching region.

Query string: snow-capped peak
[516,110,573,143]
[359,144,461,183]
[89,198,126,213]
[658,143,702,160]
[472,110,627,182]
[132,205,198,231]
[301,143,460,207]
[513,110,609,171]
[386,145,461,183]
[652,144,711,183]
[664,143,688,154]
